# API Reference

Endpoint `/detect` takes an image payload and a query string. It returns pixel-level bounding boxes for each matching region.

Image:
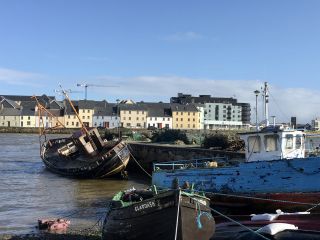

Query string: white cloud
[162,31,205,41]
[0,67,45,86]
[95,76,320,123]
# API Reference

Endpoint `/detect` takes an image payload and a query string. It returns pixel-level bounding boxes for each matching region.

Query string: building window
[180,124,183,127]
[74,116,76,119]
[193,124,195,128]
[27,121,31,126]
[82,116,85,119]
[193,113,195,116]
[87,110,90,113]
[83,110,85,113]
[129,117,131,120]
[188,124,190,128]
[126,123,131,127]
[87,116,89,119]
[68,115,70,119]
[129,111,131,114]
[188,112,190,116]
[142,117,144,120]
[193,118,195,122]
[188,118,190,122]
[66,122,69,126]
[150,117,152,121]
[181,112,183,115]
[72,122,74,126]
[137,123,141,127]
[181,118,183,121]
[155,117,157,121]
[163,118,165,121]
[167,118,170,121]
[123,117,126,120]
[136,117,139,120]
[142,111,144,114]
[28,116,30,120]
[137,111,139,114]
[176,118,178,121]
[176,124,178,127]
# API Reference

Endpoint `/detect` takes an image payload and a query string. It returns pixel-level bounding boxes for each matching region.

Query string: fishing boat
[213,210,320,239]
[34,89,130,179]
[102,187,215,240]
[152,83,320,213]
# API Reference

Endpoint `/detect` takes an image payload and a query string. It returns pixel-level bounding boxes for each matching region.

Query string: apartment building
[171,93,250,129]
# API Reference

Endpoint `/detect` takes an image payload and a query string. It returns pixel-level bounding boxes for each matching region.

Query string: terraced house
[171,104,201,130]
[120,104,147,128]
[0,97,21,127]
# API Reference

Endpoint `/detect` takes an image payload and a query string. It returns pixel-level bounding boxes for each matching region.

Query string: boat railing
[153,157,228,171]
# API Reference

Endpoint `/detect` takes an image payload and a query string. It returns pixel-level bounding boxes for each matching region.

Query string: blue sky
[1,0,320,123]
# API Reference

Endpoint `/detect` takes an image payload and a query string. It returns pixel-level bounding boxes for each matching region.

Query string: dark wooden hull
[41,138,130,178]
[209,192,320,214]
[102,190,215,240]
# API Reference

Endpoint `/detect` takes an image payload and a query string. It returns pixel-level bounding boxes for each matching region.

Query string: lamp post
[254,90,260,130]
[116,99,120,138]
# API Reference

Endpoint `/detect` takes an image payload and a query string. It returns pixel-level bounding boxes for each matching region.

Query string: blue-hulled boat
[152,83,320,213]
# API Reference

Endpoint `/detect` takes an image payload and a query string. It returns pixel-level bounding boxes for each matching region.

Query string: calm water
[0,133,148,235]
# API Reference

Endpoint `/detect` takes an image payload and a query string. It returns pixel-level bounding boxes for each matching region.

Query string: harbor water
[0,133,148,235]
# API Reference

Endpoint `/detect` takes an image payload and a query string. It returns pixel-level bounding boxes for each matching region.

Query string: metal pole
[254,90,260,130]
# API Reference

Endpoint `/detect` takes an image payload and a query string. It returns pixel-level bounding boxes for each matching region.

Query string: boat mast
[263,82,269,126]
[59,86,97,150]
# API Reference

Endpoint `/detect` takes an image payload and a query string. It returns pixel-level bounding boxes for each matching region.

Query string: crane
[76,83,118,100]
[54,89,82,100]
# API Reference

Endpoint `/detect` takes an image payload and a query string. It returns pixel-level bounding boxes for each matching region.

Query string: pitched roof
[93,104,117,116]
[170,103,200,112]
[20,101,36,116]
[0,108,21,116]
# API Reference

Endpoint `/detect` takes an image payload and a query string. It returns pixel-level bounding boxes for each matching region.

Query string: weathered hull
[41,138,130,178]
[152,157,320,213]
[102,190,215,240]
[214,213,320,240]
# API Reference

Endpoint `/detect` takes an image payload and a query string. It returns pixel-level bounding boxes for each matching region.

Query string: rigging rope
[174,190,181,240]
[127,145,152,178]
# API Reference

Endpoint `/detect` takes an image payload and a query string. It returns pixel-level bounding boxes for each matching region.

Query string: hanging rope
[127,145,152,178]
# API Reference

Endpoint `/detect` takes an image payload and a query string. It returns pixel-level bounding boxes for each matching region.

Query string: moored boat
[152,82,320,213]
[102,187,215,240]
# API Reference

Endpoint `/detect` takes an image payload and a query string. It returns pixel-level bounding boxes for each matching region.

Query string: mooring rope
[174,190,181,240]
[127,145,152,178]
[189,196,271,240]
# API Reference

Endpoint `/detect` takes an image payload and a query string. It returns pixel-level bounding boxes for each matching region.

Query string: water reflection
[0,133,148,235]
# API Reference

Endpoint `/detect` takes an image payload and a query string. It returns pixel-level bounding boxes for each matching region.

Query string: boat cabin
[239,126,305,162]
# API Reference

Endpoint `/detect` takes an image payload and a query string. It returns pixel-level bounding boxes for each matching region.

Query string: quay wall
[128,142,245,173]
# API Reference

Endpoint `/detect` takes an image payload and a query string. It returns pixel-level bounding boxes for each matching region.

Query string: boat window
[264,134,278,152]
[248,136,261,153]
[296,135,302,149]
[285,134,294,149]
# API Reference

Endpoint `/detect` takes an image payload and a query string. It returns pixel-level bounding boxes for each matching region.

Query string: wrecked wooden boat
[102,187,215,240]
[34,90,130,179]
[40,128,130,178]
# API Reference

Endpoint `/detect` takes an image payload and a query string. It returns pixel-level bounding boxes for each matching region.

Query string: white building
[93,105,120,129]
[146,103,172,129]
